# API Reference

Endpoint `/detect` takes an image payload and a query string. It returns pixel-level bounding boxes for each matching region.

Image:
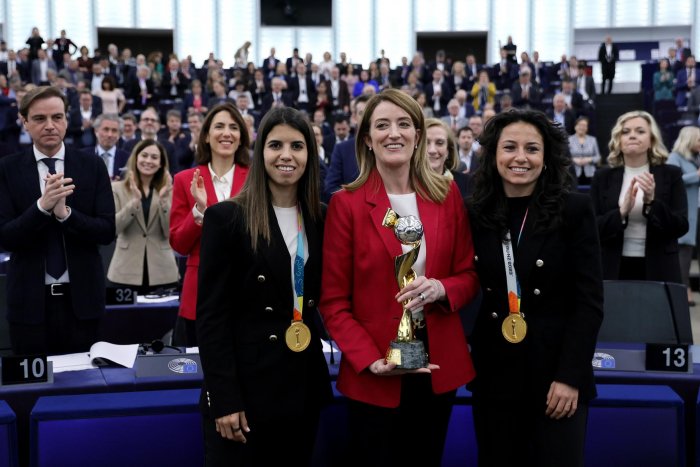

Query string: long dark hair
[195,103,250,167]
[233,107,321,251]
[469,109,571,238]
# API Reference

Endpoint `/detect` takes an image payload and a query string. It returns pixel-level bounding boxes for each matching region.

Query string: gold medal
[502,313,527,343]
[285,321,311,352]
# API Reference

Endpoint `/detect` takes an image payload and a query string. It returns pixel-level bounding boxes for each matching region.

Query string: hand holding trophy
[382,207,429,369]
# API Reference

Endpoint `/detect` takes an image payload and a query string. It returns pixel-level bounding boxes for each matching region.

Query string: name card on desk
[0,355,53,385]
[106,287,137,305]
[646,344,690,373]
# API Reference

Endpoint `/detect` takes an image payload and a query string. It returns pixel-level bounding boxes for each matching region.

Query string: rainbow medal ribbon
[500,210,528,344]
[285,205,311,352]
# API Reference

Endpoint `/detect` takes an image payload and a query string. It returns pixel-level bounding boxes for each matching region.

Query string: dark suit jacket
[598,43,620,76]
[126,77,155,110]
[468,193,603,403]
[590,164,688,282]
[261,92,294,116]
[80,146,131,180]
[511,82,542,109]
[289,75,317,113]
[262,56,280,79]
[68,106,103,148]
[424,81,452,116]
[0,148,116,324]
[197,200,331,421]
[546,108,576,135]
[160,70,189,99]
[675,66,700,106]
[323,78,350,111]
[323,137,358,202]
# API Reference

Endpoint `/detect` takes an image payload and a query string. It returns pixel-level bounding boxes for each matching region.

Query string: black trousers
[202,406,320,467]
[602,70,615,94]
[472,396,589,467]
[9,286,100,355]
[344,374,456,467]
[619,256,647,281]
[173,315,197,347]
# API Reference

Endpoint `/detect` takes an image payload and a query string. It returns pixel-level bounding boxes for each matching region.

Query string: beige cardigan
[107,181,179,286]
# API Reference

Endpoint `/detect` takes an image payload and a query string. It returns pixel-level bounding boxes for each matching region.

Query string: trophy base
[386,340,428,369]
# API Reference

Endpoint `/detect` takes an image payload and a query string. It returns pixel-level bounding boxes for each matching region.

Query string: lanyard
[292,205,304,322]
[501,208,528,315]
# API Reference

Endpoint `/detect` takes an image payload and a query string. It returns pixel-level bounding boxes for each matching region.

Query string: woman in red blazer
[170,103,250,346]
[320,89,479,466]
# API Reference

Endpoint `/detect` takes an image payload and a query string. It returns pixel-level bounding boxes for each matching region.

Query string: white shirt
[91,74,104,94]
[459,149,474,171]
[39,59,49,81]
[34,144,71,283]
[273,205,309,314]
[192,163,236,221]
[620,164,648,257]
[297,77,308,103]
[387,193,426,317]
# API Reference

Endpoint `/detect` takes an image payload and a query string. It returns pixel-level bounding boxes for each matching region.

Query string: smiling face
[619,116,651,159]
[205,110,241,160]
[426,125,449,173]
[364,101,419,172]
[496,122,545,197]
[264,124,308,198]
[136,144,162,178]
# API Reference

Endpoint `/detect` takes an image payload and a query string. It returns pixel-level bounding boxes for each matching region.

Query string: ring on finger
[232,426,242,432]
[418,292,426,301]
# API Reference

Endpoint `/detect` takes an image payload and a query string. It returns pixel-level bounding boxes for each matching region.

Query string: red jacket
[169,164,249,320]
[320,171,478,408]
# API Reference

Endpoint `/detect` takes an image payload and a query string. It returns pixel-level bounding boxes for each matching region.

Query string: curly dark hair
[469,109,572,238]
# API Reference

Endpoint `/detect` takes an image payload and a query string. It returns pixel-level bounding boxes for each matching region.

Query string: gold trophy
[382,208,428,369]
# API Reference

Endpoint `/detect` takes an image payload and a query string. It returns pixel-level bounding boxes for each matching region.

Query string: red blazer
[169,163,249,320]
[320,171,478,408]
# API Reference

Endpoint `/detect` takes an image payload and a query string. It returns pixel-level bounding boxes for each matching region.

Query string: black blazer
[468,193,603,403]
[0,148,115,324]
[197,201,331,422]
[590,164,688,282]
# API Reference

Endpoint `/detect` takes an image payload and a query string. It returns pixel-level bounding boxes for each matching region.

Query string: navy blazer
[468,193,603,403]
[590,164,688,282]
[0,148,115,324]
[323,137,359,202]
[197,201,331,422]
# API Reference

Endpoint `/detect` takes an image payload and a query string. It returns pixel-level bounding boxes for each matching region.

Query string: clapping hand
[619,179,637,218]
[190,168,207,214]
[634,172,655,204]
[159,171,173,204]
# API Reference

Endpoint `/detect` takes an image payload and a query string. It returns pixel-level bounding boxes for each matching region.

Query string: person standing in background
[598,36,619,94]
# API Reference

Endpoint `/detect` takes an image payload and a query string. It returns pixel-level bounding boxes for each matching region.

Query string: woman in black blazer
[590,110,688,282]
[467,110,603,467]
[197,107,331,466]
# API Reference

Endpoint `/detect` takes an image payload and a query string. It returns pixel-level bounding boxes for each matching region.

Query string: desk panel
[100,301,179,345]
[0,400,17,467]
[30,389,203,467]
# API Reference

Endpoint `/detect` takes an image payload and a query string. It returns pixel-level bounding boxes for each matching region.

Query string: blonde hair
[344,89,451,202]
[425,118,460,172]
[671,126,700,160]
[607,110,668,167]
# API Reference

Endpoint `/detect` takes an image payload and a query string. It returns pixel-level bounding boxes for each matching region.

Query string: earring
[544,164,548,170]
[368,146,373,151]
[414,145,418,149]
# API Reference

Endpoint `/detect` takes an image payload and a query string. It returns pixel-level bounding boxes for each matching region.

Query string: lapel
[231,164,249,197]
[513,203,547,283]
[261,202,294,306]
[602,166,624,207]
[416,191,438,278]
[22,148,42,202]
[364,172,404,265]
[199,165,219,207]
